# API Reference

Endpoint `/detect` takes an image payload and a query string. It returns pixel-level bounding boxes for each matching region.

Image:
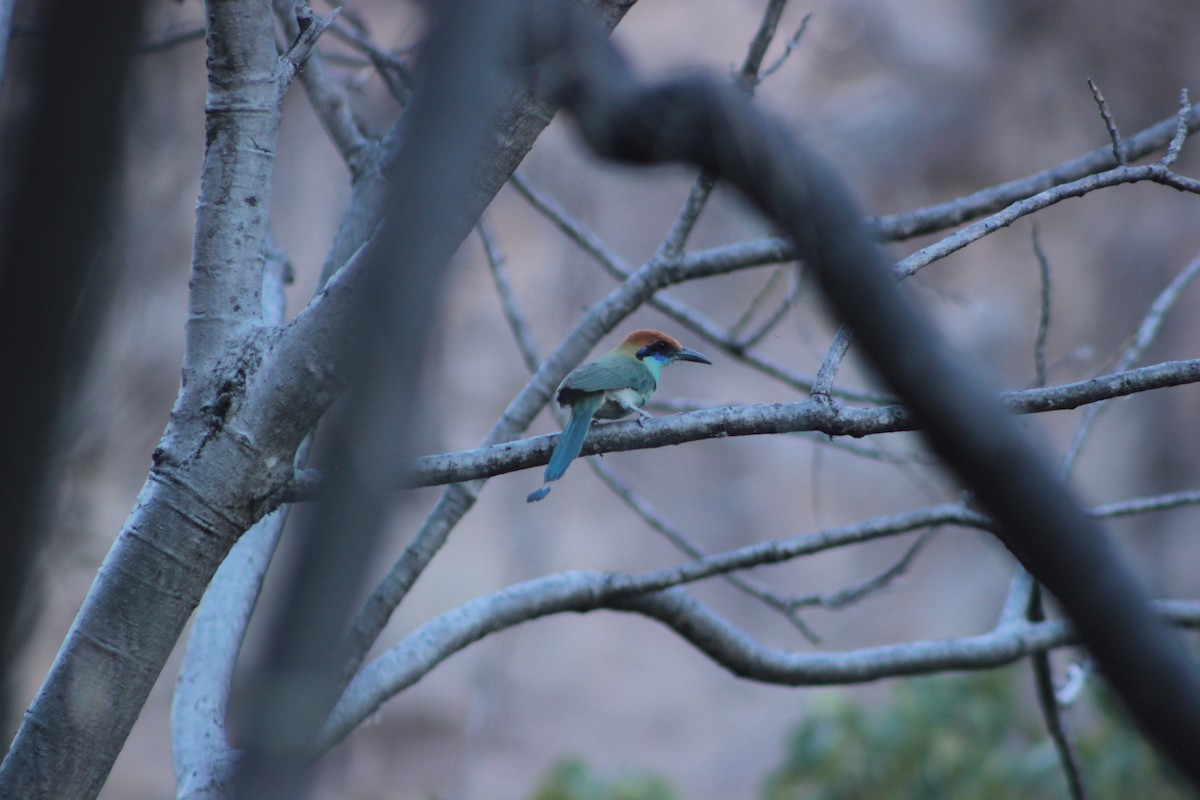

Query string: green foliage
[762,668,1191,800]
[530,758,677,800]
[529,668,1191,800]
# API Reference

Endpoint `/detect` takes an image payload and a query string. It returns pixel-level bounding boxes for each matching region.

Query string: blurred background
[7,0,1200,797]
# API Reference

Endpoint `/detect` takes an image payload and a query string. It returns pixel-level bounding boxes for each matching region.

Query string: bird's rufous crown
[618,329,683,352]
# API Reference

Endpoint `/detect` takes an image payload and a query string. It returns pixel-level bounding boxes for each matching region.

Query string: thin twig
[1028,584,1092,800]
[1088,78,1125,167]
[273,1,373,177]
[1162,88,1192,167]
[511,171,884,402]
[895,163,1200,279]
[875,101,1200,242]
[589,458,823,643]
[659,173,718,259]
[1091,488,1200,519]
[649,287,883,402]
[810,326,852,398]
[650,0,797,261]
[1022,253,1200,786]
[735,0,789,91]
[510,171,632,279]
[276,4,341,92]
[1031,223,1052,388]
[729,266,786,336]
[328,19,416,104]
[757,12,812,83]
[478,216,542,373]
[1060,250,1200,474]
[1025,220,1088,799]
[788,529,937,611]
[658,0,799,259]
[739,268,802,349]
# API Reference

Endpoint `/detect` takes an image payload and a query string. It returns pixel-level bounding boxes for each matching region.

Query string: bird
[527,329,711,502]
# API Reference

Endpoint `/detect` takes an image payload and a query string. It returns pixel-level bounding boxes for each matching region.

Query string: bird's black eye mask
[636,340,671,360]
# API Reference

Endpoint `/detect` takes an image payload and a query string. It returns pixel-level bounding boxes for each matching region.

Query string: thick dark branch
[520,2,1200,785]
[326,0,640,715]
[229,2,517,795]
[0,0,146,779]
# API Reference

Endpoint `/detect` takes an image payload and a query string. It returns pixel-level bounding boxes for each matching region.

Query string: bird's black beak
[675,347,712,365]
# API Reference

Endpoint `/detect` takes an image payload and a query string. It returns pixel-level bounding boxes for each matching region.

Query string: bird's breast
[594,386,648,420]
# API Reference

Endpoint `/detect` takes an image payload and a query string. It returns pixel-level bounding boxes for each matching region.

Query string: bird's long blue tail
[527,396,600,502]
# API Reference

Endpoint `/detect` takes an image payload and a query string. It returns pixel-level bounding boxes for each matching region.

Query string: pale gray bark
[0,0,636,797]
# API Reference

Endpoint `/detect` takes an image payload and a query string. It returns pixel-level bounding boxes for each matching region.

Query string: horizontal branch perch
[285,357,1200,498]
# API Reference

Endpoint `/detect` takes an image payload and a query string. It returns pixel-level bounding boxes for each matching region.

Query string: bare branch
[1092,488,1200,519]
[1028,583,1092,800]
[328,19,416,104]
[660,0,798,259]
[361,357,1200,491]
[810,326,852,398]
[588,458,822,642]
[734,0,788,90]
[273,0,374,177]
[895,164,1200,279]
[729,265,786,336]
[874,102,1200,241]
[478,215,542,373]
[1060,250,1200,473]
[321,480,1200,750]
[172,511,290,799]
[736,267,802,349]
[659,173,718,258]
[811,162,1197,397]
[731,266,794,346]
[1162,88,1191,167]
[321,568,1200,751]
[789,529,937,611]
[284,356,1200,500]
[757,12,812,83]
[276,3,340,96]
[1087,78,1125,167]
[1031,224,1052,388]
[172,230,299,799]
[511,172,881,400]
[510,170,633,279]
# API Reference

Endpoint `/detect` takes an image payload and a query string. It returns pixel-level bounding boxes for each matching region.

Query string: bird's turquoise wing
[560,353,655,395]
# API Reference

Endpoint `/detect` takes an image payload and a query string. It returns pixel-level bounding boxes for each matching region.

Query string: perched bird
[527,329,712,502]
